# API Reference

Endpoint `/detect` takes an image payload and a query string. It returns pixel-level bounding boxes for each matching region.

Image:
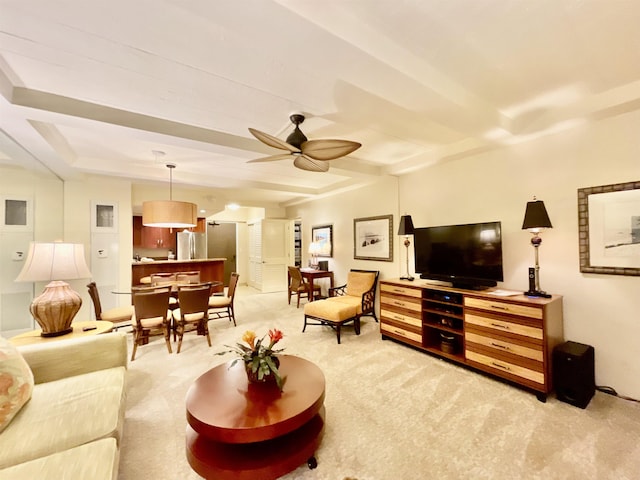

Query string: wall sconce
[398,215,415,281]
[522,197,553,298]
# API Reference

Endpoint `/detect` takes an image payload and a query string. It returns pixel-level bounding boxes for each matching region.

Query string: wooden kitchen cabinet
[132,216,177,250]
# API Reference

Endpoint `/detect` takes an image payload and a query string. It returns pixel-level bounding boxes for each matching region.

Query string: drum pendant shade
[142,162,197,228]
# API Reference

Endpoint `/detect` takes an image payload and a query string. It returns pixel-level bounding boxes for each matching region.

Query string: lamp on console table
[15,242,92,337]
[308,242,321,269]
[398,214,415,281]
[522,197,553,298]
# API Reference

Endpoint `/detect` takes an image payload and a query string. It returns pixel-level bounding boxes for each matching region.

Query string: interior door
[248,220,290,292]
[207,222,236,285]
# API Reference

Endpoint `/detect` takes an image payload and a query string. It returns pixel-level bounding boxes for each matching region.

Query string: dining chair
[208,272,239,326]
[150,272,176,286]
[131,286,172,361]
[176,271,201,284]
[86,282,134,330]
[172,283,212,353]
[288,266,321,308]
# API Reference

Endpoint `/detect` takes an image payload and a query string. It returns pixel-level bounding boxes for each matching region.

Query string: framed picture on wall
[578,180,640,276]
[353,214,393,261]
[91,201,118,233]
[311,224,333,257]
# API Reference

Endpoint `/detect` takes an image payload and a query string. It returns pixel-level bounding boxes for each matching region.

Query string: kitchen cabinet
[132,216,176,250]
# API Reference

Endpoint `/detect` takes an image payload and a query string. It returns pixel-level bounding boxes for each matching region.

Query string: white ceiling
[1,1,640,208]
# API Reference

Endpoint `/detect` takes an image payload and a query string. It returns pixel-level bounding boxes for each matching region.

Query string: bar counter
[132,258,226,292]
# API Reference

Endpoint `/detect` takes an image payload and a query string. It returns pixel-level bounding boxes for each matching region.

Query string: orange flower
[242,330,256,349]
[268,328,283,345]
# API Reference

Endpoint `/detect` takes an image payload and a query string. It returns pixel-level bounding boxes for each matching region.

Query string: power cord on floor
[596,385,640,403]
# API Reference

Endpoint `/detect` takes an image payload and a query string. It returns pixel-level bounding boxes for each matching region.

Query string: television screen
[414,221,503,289]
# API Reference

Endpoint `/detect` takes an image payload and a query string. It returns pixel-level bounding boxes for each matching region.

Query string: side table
[9,320,114,346]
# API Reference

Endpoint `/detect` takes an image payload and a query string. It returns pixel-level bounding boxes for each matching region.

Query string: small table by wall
[9,320,114,346]
[185,355,325,480]
[299,268,334,300]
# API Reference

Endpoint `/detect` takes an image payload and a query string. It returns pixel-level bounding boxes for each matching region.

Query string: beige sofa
[0,332,128,479]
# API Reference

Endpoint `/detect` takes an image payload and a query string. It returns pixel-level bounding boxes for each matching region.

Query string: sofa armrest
[17,332,128,384]
[329,284,347,297]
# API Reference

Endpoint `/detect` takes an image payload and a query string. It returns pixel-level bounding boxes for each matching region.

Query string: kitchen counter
[132,258,227,265]
[132,258,227,292]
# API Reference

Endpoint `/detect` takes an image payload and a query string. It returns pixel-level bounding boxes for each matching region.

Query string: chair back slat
[133,286,171,323]
[86,282,103,319]
[177,283,211,315]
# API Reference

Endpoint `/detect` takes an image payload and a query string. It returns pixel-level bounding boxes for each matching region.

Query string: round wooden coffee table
[185,355,325,480]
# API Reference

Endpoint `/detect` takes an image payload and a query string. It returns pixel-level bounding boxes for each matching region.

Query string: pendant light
[142,160,197,228]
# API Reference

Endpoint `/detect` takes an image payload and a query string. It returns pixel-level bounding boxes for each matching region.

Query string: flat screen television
[414,221,503,290]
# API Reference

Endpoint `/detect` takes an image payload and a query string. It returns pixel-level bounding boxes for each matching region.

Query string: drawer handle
[392,288,404,293]
[393,315,404,321]
[393,301,405,307]
[490,322,509,330]
[491,342,510,351]
[490,305,508,311]
[491,361,511,371]
[393,329,406,336]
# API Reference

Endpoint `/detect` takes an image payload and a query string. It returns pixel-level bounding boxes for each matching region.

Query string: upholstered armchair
[327,269,379,322]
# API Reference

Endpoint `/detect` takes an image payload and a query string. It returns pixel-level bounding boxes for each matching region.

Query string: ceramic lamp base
[30,280,82,337]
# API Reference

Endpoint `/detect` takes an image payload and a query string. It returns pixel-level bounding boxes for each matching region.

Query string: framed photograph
[311,224,333,257]
[354,214,393,261]
[0,196,33,232]
[91,201,118,233]
[578,180,640,276]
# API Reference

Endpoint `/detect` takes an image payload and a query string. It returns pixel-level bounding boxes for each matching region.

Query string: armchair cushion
[0,337,34,433]
[344,271,377,297]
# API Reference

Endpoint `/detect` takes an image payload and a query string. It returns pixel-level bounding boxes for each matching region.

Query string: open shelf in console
[422,289,464,360]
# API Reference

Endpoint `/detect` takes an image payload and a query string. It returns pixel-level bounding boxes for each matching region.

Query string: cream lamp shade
[142,200,197,228]
[142,162,197,228]
[15,242,92,337]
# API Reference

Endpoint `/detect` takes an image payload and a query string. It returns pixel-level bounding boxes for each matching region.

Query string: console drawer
[465,332,543,362]
[381,295,421,313]
[465,313,543,340]
[465,297,542,319]
[466,350,544,385]
[381,283,422,298]
[381,323,422,343]
[381,308,422,328]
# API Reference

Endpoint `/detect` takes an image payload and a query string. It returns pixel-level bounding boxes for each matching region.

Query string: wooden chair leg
[229,306,236,326]
[354,317,361,335]
[165,327,173,354]
[204,321,212,347]
[176,324,184,354]
[302,315,308,332]
[336,323,341,344]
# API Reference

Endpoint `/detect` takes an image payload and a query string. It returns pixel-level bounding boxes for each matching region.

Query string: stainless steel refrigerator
[177,231,207,260]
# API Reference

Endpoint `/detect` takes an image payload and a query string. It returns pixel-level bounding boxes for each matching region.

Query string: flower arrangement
[217,329,285,390]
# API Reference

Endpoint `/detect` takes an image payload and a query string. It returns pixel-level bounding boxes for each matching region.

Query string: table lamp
[522,198,552,298]
[398,215,415,281]
[15,242,92,336]
[308,242,321,269]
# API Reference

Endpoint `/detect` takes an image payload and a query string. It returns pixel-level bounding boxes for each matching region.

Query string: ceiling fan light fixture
[248,113,361,172]
[142,162,197,228]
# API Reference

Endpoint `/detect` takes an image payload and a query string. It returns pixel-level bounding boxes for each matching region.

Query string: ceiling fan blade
[293,155,330,172]
[248,128,300,153]
[247,153,293,163]
[300,139,361,161]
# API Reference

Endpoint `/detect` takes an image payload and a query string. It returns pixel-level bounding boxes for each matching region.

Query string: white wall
[64,175,133,321]
[400,110,640,399]
[286,176,400,288]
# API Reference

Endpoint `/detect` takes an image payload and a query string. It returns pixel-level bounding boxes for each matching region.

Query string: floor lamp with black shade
[398,215,415,281]
[522,197,553,298]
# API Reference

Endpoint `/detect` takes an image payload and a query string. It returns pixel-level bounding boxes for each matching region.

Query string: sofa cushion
[0,366,126,469]
[0,336,34,433]
[345,271,376,297]
[0,438,120,480]
[0,437,119,480]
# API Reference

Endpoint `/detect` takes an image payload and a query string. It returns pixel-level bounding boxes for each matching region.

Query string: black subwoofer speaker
[553,341,595,409]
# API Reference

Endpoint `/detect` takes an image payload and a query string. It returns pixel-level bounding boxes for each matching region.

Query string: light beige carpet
[118,286,640,480]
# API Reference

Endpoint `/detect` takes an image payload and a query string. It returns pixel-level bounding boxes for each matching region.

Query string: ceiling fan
[248,114,361,172]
